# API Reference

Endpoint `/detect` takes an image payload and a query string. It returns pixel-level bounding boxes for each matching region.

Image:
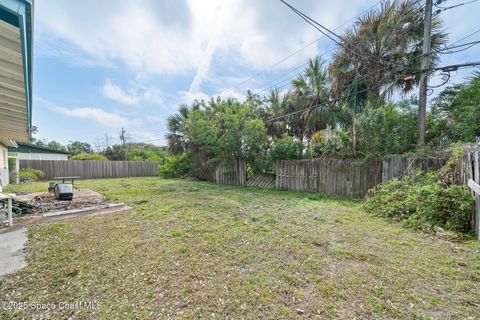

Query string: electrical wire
[450,27,480,46]
[434,0,479,11]
[149,1,430,143]
[438,39,480,54]
[239,1,426,103]
[279,0,343,45]
[222,0,384,95]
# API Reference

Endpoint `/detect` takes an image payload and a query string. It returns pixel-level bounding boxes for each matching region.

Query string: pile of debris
[11,189,108,215]
[1,187,131,229]
[30,192,106,214]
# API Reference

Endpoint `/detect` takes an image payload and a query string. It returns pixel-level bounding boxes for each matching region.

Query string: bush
[158,153,192,178]
[19,168,44,182]
[69,153,108,160]
[270,136,303,162]
[363,172,474,233]
[356,102,417,156]
[308,129,351,158]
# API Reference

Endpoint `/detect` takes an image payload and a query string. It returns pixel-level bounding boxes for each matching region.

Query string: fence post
[474,152,480,240]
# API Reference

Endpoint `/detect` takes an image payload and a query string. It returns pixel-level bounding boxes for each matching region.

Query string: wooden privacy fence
[465,148,480,240]
[20,160,160,180]
[193,156,450,198]
[382,155,448,182]
[215,160,247,186]
[276,158,383,198]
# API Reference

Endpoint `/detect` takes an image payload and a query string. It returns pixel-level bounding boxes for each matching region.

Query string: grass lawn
[1,177,480,319]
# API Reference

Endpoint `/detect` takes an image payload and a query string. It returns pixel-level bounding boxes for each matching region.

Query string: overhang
[0,0,33,146]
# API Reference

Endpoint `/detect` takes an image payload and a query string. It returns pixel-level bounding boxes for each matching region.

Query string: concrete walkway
[0,227,27,277]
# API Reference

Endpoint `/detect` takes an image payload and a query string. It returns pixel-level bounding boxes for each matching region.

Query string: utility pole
[120,128,127,160]
[417,0,433,147]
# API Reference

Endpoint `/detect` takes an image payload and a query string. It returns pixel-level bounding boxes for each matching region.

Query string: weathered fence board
[215,160,246,186]
[381,155,448,183]
[245,173,275,188]
[20,160,159,180]
[192,162,216,182]
[467,150,480,240]
[276,158,383,198]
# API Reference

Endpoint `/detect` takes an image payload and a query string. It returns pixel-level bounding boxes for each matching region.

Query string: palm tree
[166,104,197,155]
[329,0,447,104]
[339,76,369,154]
[264,88,289,139]
[290,56,333,138]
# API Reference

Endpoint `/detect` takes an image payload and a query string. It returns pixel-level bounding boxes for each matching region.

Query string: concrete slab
[12,189,106,203]
[0,227,27,277]
[42,202,127,218]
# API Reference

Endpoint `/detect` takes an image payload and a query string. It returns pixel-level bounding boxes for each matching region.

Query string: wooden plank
[468,179,480,196]
[474,152,480,240]
[19,160,160,180]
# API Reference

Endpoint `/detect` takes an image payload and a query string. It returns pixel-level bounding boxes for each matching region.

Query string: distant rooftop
[8,143,70,155]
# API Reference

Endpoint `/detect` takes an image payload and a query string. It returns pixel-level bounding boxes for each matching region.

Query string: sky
[32,0,480,148]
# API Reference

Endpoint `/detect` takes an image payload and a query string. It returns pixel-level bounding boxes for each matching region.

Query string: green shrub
[308,129,351,158]
[158,153,192,178]
[363,172,474,233]
[69,153,108,160]
[270,136,303,162]
[19,168,45,182]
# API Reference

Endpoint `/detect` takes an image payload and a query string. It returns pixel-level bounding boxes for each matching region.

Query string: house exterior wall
[0,143,9,190]
[16,152,68,161]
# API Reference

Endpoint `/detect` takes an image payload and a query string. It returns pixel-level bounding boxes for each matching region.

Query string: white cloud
[102,79,140,107]
[179,90,210,104]
[36,96,135,129]
[35,0,480,105]
[102,79,164,107]
[35,0,358,77]
[54,107,132,128]
[146,115,164,123]
[142,87,163,105]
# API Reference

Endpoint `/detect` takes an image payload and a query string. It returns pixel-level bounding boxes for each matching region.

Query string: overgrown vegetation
[363,172,474,234]
[428,72,480,146]
[18,168,44,182]
[158,153,192,178]
[269,136,303,162]
[364,145,475,234]
[2,178,479,319]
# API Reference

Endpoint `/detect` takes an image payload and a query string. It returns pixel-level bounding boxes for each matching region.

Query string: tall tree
[290,56,332,138]
[329,0,447,104]
[264,89,289,139]
[339,76,369,154]
[166,104,198,155]
[427,72,480,145]
[67,141,93,155]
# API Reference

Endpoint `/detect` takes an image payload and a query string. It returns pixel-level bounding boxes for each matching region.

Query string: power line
[450,27,480,46]
[263,60,418,124]
[240,0,420,102]
[434,0,479,12]
[279,0,343,45]
[222,0,383,95]
[262,59,480,126]
[438,39,480,54]
[161,0,430,141]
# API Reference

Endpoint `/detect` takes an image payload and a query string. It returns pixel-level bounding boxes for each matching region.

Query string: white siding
[17,153,68,161]
[0,143,9,190]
